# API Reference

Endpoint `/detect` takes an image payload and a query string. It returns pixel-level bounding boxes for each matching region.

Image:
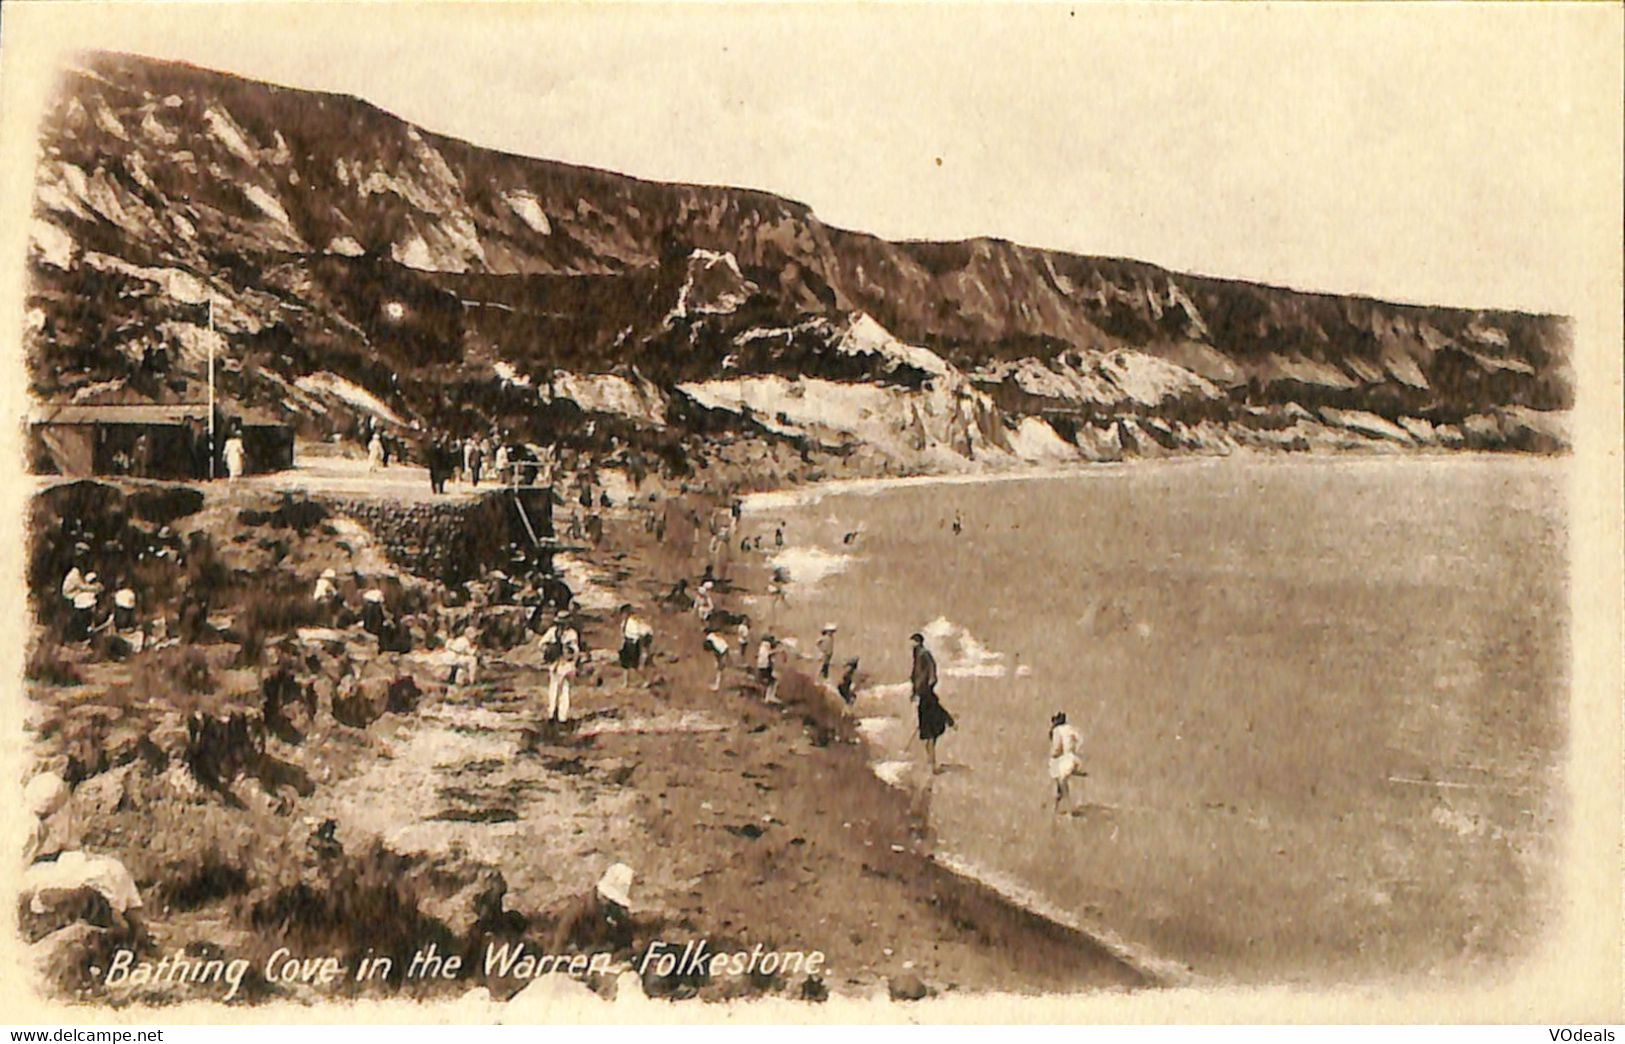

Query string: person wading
[910,632,954,775]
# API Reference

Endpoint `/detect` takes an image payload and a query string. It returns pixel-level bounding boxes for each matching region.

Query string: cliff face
[23,51,1573,468]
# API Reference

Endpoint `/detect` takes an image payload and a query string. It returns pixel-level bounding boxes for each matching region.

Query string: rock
[73,765,134,817]
[25,772,70,819]
[21,850,143,936]
[451,985,496,1016]
[31,922,117,994]
[417,868,507,938]
[887,972,929,1001]
[19,881,114,942]
[385,675,421,714]
[28,803,82,863]
[507,972,599,1015]
[612,969,646,1003]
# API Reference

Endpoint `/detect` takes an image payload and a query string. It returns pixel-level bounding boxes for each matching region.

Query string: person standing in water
[910,632,954,774]
[1048,711,1087,813]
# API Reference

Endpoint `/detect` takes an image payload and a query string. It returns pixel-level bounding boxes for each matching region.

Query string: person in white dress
[538,611,582,723]
[223,434,246,480]
[367,433,385,473]
[1048,711,1087,813]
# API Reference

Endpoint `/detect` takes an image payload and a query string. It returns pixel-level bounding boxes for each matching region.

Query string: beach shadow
[1063,801,1127,819]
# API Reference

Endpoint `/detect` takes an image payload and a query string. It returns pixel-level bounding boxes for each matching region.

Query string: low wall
[317,491,550,585]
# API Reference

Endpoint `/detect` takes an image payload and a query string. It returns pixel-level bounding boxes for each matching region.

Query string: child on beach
[756,636,780,704]
[1048,712,1087,812]
[618,604,653,687]
[704,631,730,691]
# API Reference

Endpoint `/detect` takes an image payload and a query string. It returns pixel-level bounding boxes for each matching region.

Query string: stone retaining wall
[317,490,551,584]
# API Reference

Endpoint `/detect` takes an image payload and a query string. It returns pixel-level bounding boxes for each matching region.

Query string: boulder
[887,971,929,1001]
[19,881,114,942]
[25,772,70,819]
[417,868,507,938]
[73,765,134,817]
[21,850,143,939]
[31,922,117,994]
[507,972,599,1016]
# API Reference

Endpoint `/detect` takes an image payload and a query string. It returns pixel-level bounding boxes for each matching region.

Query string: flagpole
[207,297,216,480]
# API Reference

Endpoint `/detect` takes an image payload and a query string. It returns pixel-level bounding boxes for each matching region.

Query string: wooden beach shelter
[28,401,294,479]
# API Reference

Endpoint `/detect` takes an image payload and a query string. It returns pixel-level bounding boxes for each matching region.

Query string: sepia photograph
[0,0,1619,1025]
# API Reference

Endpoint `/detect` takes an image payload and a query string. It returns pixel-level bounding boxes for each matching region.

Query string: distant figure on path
[756,635,780,704]
[367,433,385,473]
[1048,711,1087,813]
[312,568,340,614]
[816,624,837,680]
[618,604,653,687]
[446,624,481,687]
[704,631,730,691]
[910,632,954,774]
[223,433,246,481]
[837,658,860,705]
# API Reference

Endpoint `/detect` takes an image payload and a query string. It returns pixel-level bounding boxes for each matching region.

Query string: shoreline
[738,445,1561,514]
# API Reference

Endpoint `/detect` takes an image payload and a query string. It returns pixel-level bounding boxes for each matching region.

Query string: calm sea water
[748,454,1567,986]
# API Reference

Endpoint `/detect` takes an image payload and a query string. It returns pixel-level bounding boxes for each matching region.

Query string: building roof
[29,402,286,427]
